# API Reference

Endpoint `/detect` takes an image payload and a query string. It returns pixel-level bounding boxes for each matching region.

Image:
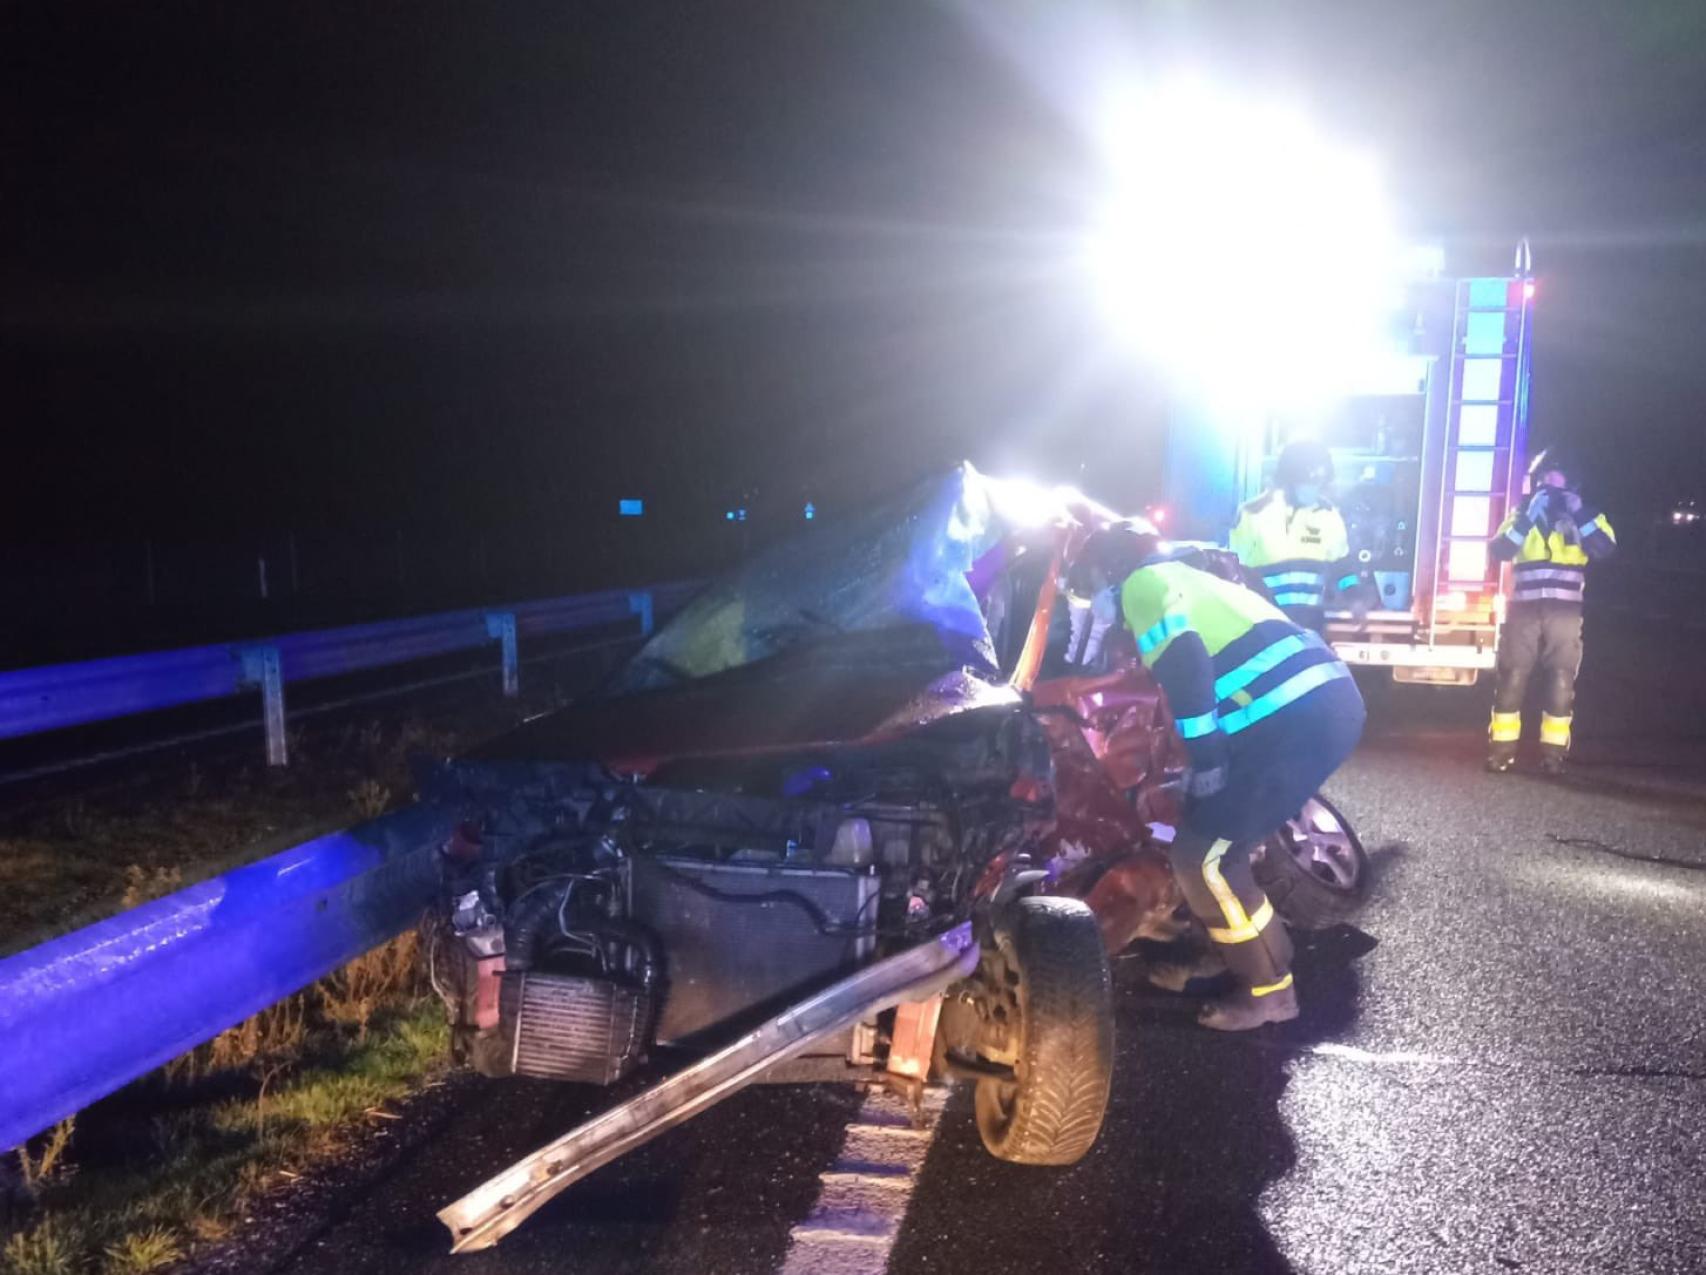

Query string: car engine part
[630,856,878,1047]
[500,970,651,1084]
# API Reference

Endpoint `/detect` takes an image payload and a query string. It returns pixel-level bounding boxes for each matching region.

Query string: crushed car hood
[475,464,1113,773]
[476,626,1021,773]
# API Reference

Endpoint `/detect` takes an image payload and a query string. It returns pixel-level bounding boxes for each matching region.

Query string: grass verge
[2,932,449,1275]
[0,714,468,959]
[1,646,631,1271]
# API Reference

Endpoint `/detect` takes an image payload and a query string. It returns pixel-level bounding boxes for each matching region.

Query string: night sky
[6,2,1706,574]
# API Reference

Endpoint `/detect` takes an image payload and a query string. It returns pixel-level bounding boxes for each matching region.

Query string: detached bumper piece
[437,922,979,1253]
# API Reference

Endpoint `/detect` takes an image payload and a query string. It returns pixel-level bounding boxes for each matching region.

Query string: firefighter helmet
[1527,447,1578,489]
[1274,439,1334,491]
[1066,520,1163,599]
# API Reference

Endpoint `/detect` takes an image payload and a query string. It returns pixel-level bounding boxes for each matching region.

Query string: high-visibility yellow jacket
[1118,554,1355,776]
[1228,491,1364,620]
[1490,494,1615,606]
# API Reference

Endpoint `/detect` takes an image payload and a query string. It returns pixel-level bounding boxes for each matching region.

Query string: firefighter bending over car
[1486,448,1616,774]
[1069,522,1365,1030]
[1230,439,1374,634]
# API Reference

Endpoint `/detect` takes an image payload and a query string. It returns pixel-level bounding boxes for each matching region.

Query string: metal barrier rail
[0,805,453,1152]
[0,578,706,1150]
[0,581,701,767]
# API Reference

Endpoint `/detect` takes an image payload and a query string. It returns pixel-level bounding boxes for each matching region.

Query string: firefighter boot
[1199,916,1298,1031]
[1539,713,1571,775]
[1487,711,1522,773]
[1199,979,1299,1031]
[1145,943,1228,993]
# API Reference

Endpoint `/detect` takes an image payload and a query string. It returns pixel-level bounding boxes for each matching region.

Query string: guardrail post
[485,612,518,698]
[628,590,654,638]
[238,646,288,766]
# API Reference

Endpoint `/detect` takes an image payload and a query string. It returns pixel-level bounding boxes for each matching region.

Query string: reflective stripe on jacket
[1491,501,1615,606]
[1118,556,1354,774]
[1229,490,1360,611]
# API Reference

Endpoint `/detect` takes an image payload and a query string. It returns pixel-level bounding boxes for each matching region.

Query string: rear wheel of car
[1252,792,1369,930]
[973,896,1113,1166]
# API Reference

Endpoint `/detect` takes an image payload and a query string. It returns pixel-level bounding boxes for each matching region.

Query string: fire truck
[1165,243,1537,686]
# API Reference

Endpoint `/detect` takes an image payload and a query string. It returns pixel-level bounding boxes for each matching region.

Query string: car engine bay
[428,705,1055,1084]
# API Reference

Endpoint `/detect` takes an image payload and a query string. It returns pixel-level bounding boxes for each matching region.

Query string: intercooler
[499,971,652,1085]
[629,856,878,1047]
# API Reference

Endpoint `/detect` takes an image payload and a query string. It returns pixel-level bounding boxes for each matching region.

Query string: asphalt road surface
[263,681,1706,1275]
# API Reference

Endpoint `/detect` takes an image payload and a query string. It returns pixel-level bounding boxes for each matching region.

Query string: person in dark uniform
[1070,522,1365,1030]
[1487,448,1616,774]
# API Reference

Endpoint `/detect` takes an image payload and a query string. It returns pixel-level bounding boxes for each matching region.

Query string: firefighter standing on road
[1229,440,1374,634]
[1487,449,1616,774]
[1069,523,1366,1031]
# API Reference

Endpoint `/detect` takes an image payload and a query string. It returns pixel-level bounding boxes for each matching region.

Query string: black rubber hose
[591,919,663,994]
[650,860,881,936]
[503,882,573,972]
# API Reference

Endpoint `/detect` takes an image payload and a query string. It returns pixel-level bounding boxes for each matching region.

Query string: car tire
[973,896,1113,1166]
[1252,792,1369,930]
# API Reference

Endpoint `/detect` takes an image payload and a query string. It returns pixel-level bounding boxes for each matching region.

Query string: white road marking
[1309,1042,1462,1067]
[777,1085,948,1275]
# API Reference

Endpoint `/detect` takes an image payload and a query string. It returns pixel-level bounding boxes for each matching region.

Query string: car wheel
[1252,792,1369,929]
[973,896,1113,1166]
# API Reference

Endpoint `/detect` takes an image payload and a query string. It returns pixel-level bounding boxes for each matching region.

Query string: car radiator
[630,856,878,1047]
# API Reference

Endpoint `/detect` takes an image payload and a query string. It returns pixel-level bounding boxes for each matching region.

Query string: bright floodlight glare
[987,476,1060,528]
[1085,79,1405,412]
[985,476,1085,529]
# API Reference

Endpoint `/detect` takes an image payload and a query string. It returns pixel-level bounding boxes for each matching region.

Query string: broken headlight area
[427,712,1052,1085]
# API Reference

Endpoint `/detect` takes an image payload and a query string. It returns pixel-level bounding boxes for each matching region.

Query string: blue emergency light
[618,499,644,517]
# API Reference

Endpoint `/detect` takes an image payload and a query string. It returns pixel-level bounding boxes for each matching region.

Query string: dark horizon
[6,1,1705,576]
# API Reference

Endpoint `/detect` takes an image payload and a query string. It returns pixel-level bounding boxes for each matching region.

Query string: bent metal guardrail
[0,804,455,1152]
[0,579,701,1150]
[0,581,700,768]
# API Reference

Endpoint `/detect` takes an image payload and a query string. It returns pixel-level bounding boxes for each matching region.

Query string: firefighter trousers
[1490,602,1583,761]
[1168,829,1293,996]
[1168,677,1361,996]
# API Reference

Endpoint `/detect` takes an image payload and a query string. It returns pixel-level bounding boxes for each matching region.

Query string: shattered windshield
[608,465,1084,697]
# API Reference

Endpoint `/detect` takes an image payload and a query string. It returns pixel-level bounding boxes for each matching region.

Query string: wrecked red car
[426,465,1366,1249]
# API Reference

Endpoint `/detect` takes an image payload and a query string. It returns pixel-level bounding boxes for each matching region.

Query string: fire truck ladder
[1425,261,1535,649]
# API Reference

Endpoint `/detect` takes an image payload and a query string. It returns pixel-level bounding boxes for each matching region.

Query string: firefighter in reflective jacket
[1070,522,1366,1030]
[1229,439,1373,633]
[1487,448,1616,774]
